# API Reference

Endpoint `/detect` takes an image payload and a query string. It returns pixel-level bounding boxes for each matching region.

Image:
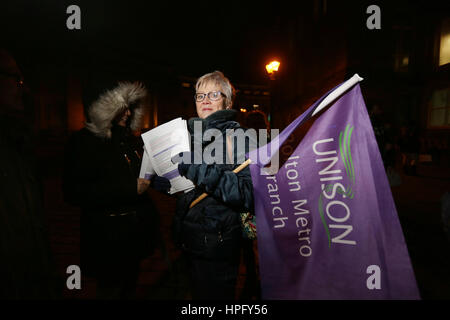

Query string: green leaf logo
[319,124,355,248]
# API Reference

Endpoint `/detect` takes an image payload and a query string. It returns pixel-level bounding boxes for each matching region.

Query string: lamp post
[265,60,280,128]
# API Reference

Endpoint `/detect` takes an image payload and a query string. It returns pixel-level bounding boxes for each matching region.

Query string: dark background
[1,0,449,300]
[2,0,449,130]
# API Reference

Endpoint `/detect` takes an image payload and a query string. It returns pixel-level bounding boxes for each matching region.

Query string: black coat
[63,125,159,277]
[0,114,59,299]
[174,109,255,261]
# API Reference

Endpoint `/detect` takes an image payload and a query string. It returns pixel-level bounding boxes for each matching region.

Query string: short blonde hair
[195,71,235,109]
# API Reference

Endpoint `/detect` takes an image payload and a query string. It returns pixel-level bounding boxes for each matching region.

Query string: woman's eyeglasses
[194,91,224,102]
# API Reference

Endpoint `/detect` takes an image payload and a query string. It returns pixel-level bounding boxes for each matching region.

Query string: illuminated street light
[265,60,280,79]
[265,60,281,128]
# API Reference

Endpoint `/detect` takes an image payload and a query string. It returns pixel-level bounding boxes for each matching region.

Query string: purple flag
[248,80,420,299]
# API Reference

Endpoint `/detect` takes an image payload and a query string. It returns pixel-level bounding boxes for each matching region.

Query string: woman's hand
[171,152,195,177]
[151,175,171,193]
[137,178,151,195]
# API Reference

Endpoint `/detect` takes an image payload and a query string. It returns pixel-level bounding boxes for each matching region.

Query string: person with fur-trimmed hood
[63,78,164,299]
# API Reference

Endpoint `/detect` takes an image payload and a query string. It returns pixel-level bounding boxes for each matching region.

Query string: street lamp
[265,60,280,128]
[265,60,280,80]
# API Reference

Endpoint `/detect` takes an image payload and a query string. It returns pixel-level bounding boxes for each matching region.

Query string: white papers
[139,146,155,180]
[141,118,195,194]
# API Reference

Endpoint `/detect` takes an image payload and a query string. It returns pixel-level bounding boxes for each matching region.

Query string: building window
[428,88,450,128]
[439,18,450,66]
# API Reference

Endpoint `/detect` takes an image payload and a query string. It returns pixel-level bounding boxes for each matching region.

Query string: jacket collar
[188,109,238,132]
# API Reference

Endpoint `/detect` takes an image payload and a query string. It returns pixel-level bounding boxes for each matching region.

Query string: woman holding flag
[172,71,255,300]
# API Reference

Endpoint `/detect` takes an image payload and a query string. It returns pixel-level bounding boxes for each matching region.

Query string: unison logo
[313,124,356,248]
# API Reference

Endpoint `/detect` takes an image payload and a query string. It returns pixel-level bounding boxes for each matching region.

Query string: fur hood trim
[85,82,147,138]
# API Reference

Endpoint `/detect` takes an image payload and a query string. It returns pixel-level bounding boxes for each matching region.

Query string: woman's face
[116,108,131,127]
[195,82,225,119]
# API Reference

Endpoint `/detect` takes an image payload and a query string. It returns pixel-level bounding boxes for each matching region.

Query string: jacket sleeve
[184,129,257,212]
[186,128,256,212]
[63,134,138,208]
[184,163,254,212]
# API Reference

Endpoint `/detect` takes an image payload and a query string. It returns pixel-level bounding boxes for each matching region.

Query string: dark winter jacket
[0,114,59,299]
[174,109,255,261]
[63,82,158,277]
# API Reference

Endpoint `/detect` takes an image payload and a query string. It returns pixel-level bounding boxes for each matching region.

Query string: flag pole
[311,74,363,117]
[189,159,252,209]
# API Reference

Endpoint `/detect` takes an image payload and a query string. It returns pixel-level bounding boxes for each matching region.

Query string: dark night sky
[2,0,295,83]
[1,0,449,84]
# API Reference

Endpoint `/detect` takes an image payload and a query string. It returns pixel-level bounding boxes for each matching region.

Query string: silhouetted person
[369,104,401,185]
[0,49,59,299]
[244,110,270,139]
[398,123,420,176]
[239,110,270,300]
[63,78,160,299]
[370,104,388,164]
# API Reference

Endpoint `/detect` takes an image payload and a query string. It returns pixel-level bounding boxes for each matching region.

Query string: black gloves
[171,152,195,177]
[151,175,171,193]
[178,163,191,177]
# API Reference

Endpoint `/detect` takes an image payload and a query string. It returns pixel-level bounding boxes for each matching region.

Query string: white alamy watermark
[366,264,381,290]
[366,5,381,30]
[66,265,81,290]
[170,124,280,174]
[66,5,81,30]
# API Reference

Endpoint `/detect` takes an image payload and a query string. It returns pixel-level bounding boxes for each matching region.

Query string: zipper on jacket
[124,153,131,165]
[124,153,134,176]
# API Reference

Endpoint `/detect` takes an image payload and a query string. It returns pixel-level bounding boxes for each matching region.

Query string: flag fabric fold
[248,76,420,299]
